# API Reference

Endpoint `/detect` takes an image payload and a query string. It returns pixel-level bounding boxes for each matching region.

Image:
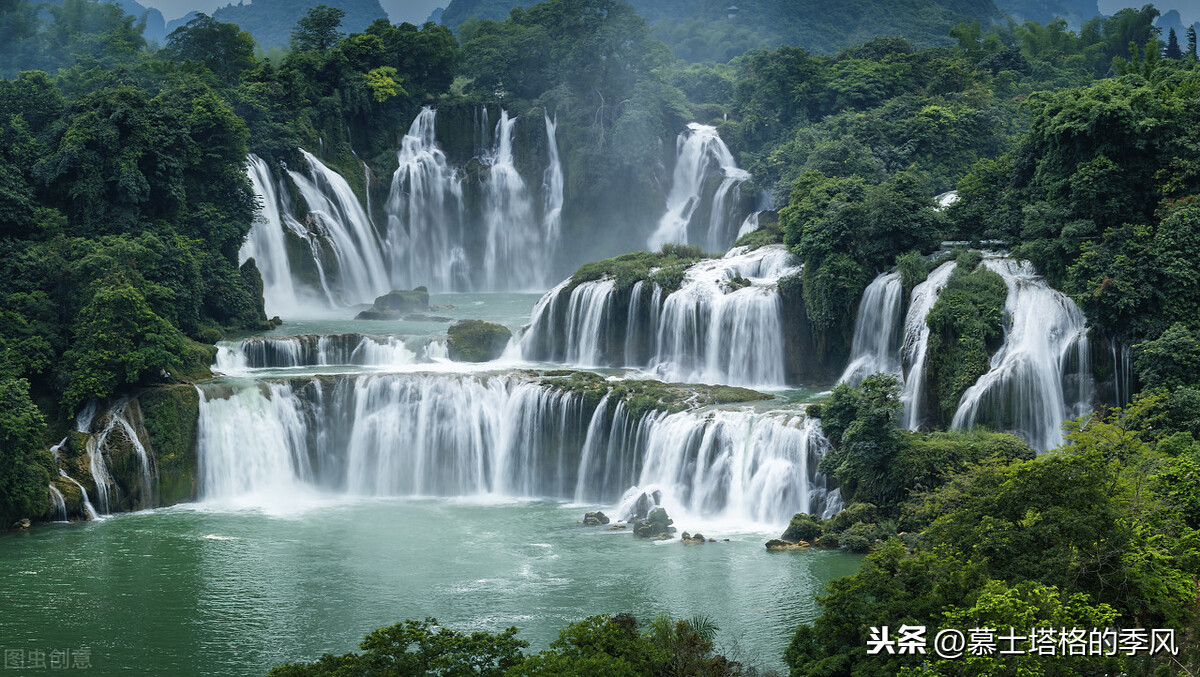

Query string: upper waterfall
[647,124,750,253]
[521,245,799,388]
[386,107,468,292]
[247,108,574,312]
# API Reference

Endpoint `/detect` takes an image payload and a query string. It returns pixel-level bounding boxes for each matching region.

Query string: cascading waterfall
[242,155,302,317]
[482,111,542,290]
[614,414,840,524]
[648,124,749,252]
[385,107,469,291]
[195,373,835,523]
[839,272,903,385]
[84,401,157,512]
[950,258,1092,451]
[522,245,797,387]
[214,334,417,373]
[289,150,390,305]
[900,261,957,429]
[51,438,99,520]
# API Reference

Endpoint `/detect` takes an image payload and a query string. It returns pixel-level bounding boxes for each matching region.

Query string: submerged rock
[681,532,705,544]
[582,511,610,526]
[355,288,430,320]
[446,320,512,362]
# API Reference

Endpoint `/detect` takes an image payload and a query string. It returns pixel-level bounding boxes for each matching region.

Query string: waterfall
[242,155,303,317]
[543,113,564,257]
[900,261,958,429]
[840,272,904,385]
[289,150,390,305]
[950,258,1092,451]
[613,414,840,524]
[736,211,760,240]
[48,484,67,522]
[482,110,542,290]
[522,246,796,387]
[648,124,749,252]
[385,107,469,291]
[214,334,418,373]
[82,400,157,512]
[51,438,99,520]
[195,373,834,524]
[1112,342,1133,407]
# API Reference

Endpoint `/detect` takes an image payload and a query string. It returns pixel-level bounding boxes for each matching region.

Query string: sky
[141,0,445,24]
[139,0,1198,29]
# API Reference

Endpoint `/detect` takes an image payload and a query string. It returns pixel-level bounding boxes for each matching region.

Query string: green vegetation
[446,320,513,362]
[792,382,1200,675]
[137,385,200,506]
[442,0,1000,62]
[568,244,710,294]
[271,614,743,676]
[540,370,771,421]
[922,250,1008,426]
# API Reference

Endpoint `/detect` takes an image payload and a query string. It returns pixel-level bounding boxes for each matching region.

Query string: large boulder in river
[626,490,664,522]
[780,513,823,543]
[355,288,430,320]
[633,507,676,540]
[447,320,512,362]
[582,511,610,526]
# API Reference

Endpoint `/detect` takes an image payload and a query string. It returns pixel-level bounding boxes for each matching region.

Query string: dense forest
[2,0,1199,674]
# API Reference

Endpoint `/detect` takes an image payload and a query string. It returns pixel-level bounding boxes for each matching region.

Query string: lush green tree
[0,377,51,526]
[60,281,185,412]
[1134,322,1200,391]
[292,4,347,53]
[161,14,257,80]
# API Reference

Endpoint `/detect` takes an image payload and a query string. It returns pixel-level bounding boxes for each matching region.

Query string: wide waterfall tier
[196,372,839,523]
[214,334,425,373]
[840,256,1096,450]
[648,124,751,253]
[521,245,799,387]
[950,258,1092,450]
[246,108,568,311]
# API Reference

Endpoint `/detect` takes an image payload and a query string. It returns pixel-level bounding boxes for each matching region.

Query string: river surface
[0,501,860,675]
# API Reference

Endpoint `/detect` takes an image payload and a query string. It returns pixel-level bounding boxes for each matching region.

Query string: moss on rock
[137,385,200,506]
[447,320,512,362]
[355,288,431,320]
[568,244,712,294]
[923,251,1008,426]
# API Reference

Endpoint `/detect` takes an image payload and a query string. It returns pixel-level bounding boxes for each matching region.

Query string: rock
[780,513,823,543]
[627,490,664,521]
[583,511,610,526]
[12,518,30,530]
[403,314,454,322]
[708,538,716,542]
[681,532,705,545]
[354,288,430,320]
[633,507,676,540]
[766,538,809,551]
[609,524,627,530]
[446,320,512,362]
